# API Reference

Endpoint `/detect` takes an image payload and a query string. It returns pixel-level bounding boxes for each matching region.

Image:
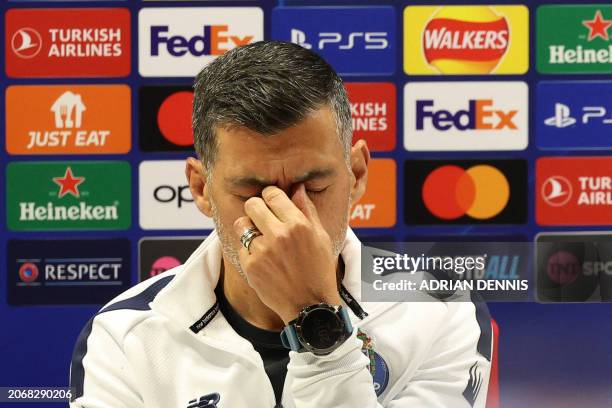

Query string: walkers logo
[536,81,612,150]
[404,159,527,225]
[6,161,131,231]
[537,157,612,225]
[139,161,214,230]
[6,85,130,155]
[536,233,612,302]
[349,159,396,228]
[139,7,263,77]
[7,239,131,305]
[404,5,528,75]
[537,5,612,74]
[272,6,396,75]
[404,82,528,151]
[139,86,195,152]
[139,237,204,282]
[345,83,396,152]
[5,8,130,78]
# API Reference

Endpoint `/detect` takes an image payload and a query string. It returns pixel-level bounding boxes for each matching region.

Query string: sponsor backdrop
[2,0,612,407]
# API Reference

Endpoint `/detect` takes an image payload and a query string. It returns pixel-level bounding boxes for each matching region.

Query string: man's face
[207,106,354,274]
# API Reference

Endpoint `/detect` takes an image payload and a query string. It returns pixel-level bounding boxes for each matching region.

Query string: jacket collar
[150,228,365,332]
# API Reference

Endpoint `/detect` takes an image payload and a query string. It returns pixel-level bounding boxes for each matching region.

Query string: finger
[243,197,281,236]
[261,186,305,223]
[233,216,263,254]
[291,184,322,225]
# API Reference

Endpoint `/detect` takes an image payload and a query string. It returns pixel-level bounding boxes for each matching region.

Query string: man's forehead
[225,167,336,188]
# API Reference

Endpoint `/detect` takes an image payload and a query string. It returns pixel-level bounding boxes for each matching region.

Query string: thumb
[291,184,321,224]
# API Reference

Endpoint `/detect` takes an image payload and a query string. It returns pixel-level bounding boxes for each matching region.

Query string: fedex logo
[151,25,253,57]
[139,8,263,77]
[416,100,517,131]
[404,82,528,152]
[272,6,396,75]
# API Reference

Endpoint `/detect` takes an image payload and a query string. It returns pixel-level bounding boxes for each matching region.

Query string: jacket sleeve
[69,315,144,408]
[287,301,491,408]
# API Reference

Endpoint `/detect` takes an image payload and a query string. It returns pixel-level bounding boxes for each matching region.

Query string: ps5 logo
[545,103,612,128]
[290,29,388,50]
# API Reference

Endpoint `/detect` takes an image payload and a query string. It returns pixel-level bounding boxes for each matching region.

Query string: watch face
[300,307,344,350]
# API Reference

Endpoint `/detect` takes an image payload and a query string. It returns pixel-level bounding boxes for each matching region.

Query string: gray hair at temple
[192,40,352,172]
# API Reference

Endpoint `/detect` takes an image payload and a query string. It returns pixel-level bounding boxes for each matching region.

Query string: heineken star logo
[53,167,85,198]
[583,10,612,41]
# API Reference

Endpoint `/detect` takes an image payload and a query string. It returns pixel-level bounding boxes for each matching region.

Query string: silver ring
[240,227,262,253]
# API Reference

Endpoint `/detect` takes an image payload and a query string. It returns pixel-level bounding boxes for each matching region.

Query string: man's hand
[233,184,342,324]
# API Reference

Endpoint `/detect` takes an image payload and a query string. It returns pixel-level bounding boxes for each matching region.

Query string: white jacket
[70,229,492,408]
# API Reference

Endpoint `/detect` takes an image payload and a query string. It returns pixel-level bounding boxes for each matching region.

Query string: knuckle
[263,187,283,203]
[244,197,261,212]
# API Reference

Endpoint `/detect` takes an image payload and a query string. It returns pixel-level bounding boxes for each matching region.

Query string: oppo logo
[153,185,193,208]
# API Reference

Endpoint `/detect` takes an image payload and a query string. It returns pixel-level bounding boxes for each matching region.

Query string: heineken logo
[7,161,131,231]
[583,10,612,41]
[53,166,85,198]
[538,5,612,73]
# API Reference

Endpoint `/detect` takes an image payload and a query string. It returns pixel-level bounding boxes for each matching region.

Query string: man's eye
[306,186,329,195]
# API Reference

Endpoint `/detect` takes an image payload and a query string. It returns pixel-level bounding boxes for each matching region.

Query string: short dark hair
[192,41,352,171]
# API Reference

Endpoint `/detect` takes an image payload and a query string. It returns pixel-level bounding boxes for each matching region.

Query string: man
[70,41,491,408]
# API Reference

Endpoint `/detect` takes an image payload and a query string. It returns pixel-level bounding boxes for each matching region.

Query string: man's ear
[185,157,213,218]
[349,139,370,204]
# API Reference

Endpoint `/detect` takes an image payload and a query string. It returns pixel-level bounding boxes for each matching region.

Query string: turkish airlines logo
[345,83,396,152]
[541,176,573,207]
[11,28,43,58]
[536,157,612,225]
[5,8,131,78]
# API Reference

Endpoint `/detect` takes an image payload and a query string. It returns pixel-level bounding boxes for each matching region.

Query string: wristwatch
[280,303,353,356]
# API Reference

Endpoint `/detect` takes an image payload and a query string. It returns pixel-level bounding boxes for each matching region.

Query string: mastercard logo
[423,6,509,74]
[422,164,510,220]
[157,91,194,147]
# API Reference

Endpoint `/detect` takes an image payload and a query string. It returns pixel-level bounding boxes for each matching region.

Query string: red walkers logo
[345,83,396,151]
[423,6,509,74]
[537,157,612,225]
[5,8,131,78]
